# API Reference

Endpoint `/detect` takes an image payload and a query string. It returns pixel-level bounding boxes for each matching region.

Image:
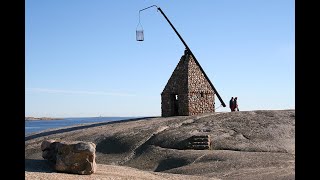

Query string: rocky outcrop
[26,110,295,179]
[41,140,96,175]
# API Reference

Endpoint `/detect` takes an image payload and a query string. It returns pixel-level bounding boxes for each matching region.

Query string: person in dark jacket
[229,97,235,112]
[234,97,239,111]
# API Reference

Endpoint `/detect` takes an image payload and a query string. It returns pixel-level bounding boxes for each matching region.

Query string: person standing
[229,97,235,112]
[234,97,239,111]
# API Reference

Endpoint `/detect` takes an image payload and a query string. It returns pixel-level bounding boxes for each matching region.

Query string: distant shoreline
[25,117,65,121]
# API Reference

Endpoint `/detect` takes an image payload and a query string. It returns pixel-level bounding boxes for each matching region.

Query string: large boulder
[41,139,96,175]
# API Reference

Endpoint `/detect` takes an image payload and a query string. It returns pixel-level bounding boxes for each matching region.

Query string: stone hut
[161,49,216,117]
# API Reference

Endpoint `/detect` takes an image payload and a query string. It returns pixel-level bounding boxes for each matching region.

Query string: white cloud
[26,88,135,97]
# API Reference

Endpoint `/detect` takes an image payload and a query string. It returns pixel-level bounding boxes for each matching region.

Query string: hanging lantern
[136,11,144,41]
[136,28,144,41]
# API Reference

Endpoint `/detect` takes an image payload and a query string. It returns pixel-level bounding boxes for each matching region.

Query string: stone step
[185,135,211,150]
[191,135,210,138]
[190,139,209,142]
[188,145,210,150]
[189,142,210,145]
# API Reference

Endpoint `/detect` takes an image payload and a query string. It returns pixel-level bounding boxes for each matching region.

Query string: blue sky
[25,0,295,117]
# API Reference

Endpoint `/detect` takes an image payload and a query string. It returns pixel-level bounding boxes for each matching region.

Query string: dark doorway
[171,94,179,116]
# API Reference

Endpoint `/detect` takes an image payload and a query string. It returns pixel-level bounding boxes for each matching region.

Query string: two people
[229,97,239,112]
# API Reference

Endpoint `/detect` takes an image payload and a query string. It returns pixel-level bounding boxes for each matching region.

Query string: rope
[137,5,158,31]
[136,11,143,30]
[214,104,223,110]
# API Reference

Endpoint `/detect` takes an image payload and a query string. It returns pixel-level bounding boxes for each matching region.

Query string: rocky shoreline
[25,117,64,121]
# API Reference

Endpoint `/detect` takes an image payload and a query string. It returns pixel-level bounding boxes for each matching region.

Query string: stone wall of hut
[161,51,215,117]
[187,54,215,115]
[161,54,189,117]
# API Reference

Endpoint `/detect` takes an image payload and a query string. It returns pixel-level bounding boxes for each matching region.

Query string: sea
[25,117,138,136]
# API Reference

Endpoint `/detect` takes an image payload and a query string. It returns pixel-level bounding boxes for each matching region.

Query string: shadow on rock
[154,158,190,172]
[25,159,54,173]
[96,137,131,154]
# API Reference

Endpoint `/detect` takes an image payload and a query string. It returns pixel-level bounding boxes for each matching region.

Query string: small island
[25,117,65,121]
